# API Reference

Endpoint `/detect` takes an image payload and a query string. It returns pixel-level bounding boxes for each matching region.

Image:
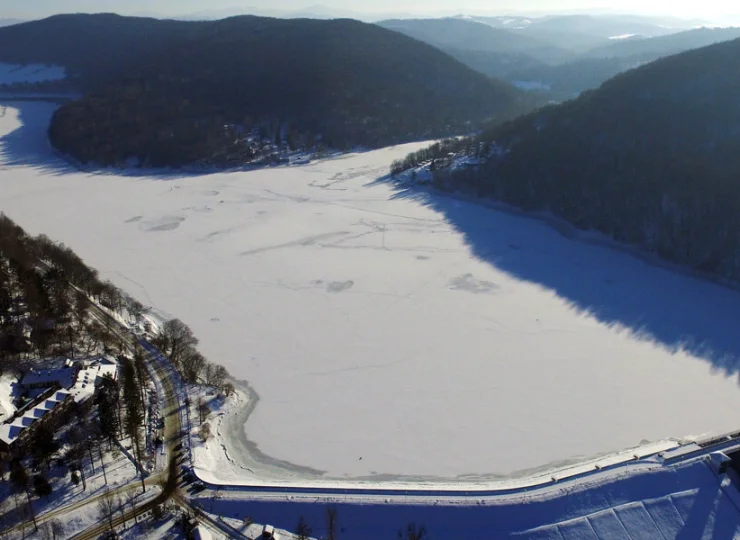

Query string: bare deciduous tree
[203,362,229,389]
[200,422,212,442]
[117,494,127,529]
[125,489,138,513]
[399,523,427,540]
[198,398,211,424]
[50,519,65,540]
[158,318,198,367]
[296,516,312,540]
[327,507,338,540]
[181,350,207,384]
[39,519,66,540]
[98,489,117,531]
[222,382,235,397]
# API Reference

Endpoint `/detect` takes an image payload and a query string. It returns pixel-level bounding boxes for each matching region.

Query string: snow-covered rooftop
[192,525,214,540]
[68,358,117,403]
[0,388,70,446]
[20,365,77,389]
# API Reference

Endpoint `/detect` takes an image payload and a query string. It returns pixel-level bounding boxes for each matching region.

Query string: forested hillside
[0,14,532,168]
[0,14,197,89]
[394,38,740,282]
[0,212,229,390]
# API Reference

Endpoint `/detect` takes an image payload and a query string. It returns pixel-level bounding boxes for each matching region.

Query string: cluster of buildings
[0,356,117,454]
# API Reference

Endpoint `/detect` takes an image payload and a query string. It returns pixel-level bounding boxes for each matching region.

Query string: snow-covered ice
[0,63,66,85]
[3,101,740,482]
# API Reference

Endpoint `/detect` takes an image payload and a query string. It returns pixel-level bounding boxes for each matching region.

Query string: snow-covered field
[0,63,66,85]
[3,101,740,483]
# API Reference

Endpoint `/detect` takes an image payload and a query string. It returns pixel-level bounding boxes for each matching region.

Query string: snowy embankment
[195,452,740,539]
[189,385,252,484]
[3,101,740,484]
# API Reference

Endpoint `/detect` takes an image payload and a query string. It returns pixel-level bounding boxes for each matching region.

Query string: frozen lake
[3,101,740,481]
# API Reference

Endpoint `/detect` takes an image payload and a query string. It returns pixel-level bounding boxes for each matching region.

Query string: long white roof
[0,389,70,446]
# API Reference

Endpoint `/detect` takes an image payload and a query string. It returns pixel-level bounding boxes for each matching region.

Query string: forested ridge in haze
[394,37,740,283]
[380,18,740,101]
[0,14,533,168]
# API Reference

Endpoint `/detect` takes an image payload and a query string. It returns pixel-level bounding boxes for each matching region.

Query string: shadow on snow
[0,100,224,180]
[369,176,740,378]
[0,100,373,180]
[3,98,740,377]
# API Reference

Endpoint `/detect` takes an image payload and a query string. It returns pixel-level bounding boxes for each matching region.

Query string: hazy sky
[2,0,738,21]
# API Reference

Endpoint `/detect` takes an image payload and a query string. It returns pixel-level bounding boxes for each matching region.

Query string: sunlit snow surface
[2,101,740,481]
[0,63,66,85]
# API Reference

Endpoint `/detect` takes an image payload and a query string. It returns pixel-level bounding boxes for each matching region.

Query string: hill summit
[0,14,532,167]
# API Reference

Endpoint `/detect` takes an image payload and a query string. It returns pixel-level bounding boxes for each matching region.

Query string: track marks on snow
[138,215,186,232]
[239,231,350,256]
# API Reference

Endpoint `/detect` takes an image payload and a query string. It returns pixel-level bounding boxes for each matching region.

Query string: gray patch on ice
[416,255,430,261]
[148,222,182,232]
[125,216,143,223]
[326,280,354,293]
[449,274,499,294]
[140,216,186,232]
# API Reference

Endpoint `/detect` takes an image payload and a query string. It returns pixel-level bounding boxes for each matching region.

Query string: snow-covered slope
[0,63,66,85]
[2,101,740,482]
[198,453,740,538]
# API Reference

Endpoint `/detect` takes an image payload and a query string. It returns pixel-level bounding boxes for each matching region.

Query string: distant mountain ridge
[0,14,532,167]
[586,26,740,58]
[0,19,23,28]
[405,36,740,283]
[377,17,740,101]
[378,18,573,64]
